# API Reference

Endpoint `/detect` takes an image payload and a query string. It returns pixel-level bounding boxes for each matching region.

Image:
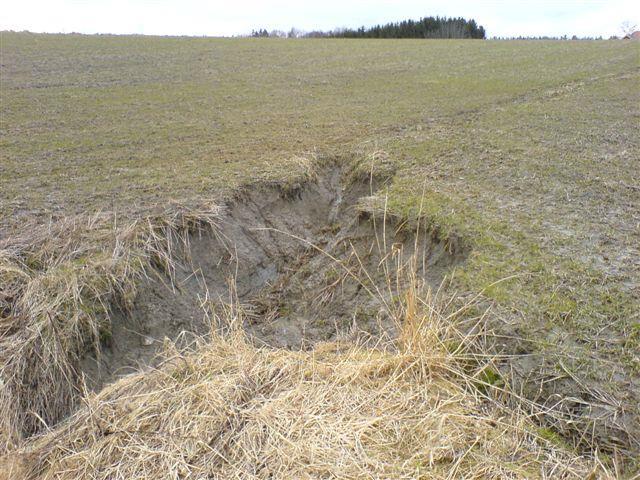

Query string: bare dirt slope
[81,165,464,391]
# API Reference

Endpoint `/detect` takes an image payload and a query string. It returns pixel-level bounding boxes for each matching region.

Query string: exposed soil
[80,167,466,391]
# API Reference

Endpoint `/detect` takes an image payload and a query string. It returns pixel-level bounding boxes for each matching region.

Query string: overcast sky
[2,0,639,38]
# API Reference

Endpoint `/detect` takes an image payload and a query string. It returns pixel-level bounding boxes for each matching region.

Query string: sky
[1,0,639,38]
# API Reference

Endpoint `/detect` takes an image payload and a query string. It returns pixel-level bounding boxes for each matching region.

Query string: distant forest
[252,16,486,39]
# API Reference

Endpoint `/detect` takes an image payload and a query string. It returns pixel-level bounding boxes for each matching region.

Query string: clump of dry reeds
[0,204,223,451]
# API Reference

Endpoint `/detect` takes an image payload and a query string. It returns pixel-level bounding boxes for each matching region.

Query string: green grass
[1,34,637,223]
[1,32,639,467]
[381,70,639,355]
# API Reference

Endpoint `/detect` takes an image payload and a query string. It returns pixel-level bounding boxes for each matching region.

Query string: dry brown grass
[1,272,611,479]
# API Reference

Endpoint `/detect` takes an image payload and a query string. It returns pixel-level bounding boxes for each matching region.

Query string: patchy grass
[1,33,639,473]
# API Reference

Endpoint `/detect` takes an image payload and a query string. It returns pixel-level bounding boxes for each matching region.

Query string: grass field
[1,32,639,476]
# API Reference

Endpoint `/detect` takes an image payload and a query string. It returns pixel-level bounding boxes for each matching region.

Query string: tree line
[252,16,486,39]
